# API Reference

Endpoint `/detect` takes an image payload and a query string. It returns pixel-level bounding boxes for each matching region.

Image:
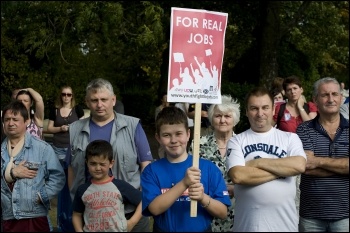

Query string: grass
[49,197,58,230]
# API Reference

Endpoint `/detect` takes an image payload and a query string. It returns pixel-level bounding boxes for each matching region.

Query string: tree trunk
[258,1,281,88]
[158,46,170,95]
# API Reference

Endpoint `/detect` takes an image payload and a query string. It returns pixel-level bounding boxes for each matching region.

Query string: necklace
[216,135,231,150]
[319,119,339,136]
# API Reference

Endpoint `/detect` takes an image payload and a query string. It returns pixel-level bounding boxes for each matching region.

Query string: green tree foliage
[1,1,348,124]
[287,2,349,83]
[1,1,166,116]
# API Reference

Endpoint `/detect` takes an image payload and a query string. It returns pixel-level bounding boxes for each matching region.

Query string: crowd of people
[1,76,348,232]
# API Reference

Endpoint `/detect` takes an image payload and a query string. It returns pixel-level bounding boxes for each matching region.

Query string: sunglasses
[61,93,72,97]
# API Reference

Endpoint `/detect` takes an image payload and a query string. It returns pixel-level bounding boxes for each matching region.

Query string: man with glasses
[296,77,349,232]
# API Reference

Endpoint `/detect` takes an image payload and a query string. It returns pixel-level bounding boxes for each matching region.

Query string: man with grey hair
[296,77,349,232]
[66,78,153,232]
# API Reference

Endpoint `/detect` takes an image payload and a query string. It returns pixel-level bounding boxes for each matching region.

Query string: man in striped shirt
[296,77,349,232]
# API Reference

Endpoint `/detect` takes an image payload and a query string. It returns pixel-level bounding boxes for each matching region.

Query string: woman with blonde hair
[47,86,84,232]
[47,86,84,160]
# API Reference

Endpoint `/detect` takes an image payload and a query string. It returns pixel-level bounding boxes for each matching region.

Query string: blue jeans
[51,145,68,162]
[299,217,349,232]
[57,167,74,232]
[51,146,72,231]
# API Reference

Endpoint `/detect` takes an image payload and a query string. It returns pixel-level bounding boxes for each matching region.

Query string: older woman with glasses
[46,86,84,232]
[189,94,240,232]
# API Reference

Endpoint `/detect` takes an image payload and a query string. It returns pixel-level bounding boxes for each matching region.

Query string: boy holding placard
[141,106,230,232]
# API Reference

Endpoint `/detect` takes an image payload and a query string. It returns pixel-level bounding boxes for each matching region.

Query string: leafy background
[1,1,349,133]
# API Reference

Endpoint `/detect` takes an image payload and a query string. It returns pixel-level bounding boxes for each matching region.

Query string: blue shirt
[141,155,231,232]
[296,114,349,220]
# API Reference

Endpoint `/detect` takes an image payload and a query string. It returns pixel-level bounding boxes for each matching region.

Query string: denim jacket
[1,132,65,220]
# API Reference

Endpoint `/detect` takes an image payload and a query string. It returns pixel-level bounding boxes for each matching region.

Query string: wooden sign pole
[190,102,202,217]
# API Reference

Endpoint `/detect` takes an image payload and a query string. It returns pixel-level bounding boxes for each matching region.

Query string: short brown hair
[85,140,113,162]
[2,100,29,123]
[283,75,302,91]
[155,106,188,135]
[245,87,274,109]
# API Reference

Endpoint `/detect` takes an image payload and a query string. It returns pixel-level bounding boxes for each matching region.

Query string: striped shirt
[296,114,349,220]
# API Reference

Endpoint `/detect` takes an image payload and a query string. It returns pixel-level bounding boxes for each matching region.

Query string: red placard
[167,8,228,104]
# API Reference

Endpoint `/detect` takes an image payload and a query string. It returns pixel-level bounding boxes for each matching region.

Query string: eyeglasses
[61,93,72,97]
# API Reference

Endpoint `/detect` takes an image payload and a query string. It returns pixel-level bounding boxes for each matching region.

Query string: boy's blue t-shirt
[141,154,231,232]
